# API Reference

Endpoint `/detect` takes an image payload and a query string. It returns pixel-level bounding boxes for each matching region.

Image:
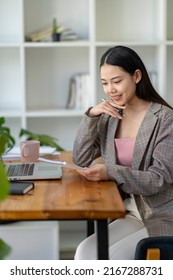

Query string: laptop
[5,161,62,181]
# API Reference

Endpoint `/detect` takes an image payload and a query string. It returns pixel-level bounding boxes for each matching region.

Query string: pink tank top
[115,138,136,167]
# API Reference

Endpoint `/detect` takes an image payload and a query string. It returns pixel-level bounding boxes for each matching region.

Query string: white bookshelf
[0,0,173,150]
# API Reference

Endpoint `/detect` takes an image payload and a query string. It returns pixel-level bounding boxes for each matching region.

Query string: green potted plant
[52,17,61,42]
[19,128,64,151]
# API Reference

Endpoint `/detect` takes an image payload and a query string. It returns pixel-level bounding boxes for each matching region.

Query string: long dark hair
[100,46,172,109]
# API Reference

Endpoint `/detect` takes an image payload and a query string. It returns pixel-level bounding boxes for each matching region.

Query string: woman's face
[100,64,141,106]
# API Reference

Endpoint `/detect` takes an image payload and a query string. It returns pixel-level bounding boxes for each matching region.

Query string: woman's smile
[111,94,123,102]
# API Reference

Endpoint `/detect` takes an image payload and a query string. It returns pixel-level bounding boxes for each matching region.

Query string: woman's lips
[112,95,122,102]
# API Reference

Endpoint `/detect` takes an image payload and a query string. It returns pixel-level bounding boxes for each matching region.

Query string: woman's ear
[134,69,142,84]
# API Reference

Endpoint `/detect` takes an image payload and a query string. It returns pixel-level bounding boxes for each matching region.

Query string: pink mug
[20,141,40,163]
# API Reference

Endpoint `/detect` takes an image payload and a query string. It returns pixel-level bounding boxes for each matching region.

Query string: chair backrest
[135,236,173,260]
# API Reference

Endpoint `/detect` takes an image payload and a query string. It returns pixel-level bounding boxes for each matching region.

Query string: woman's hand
[76,164,109,181]
[88,100,125,119]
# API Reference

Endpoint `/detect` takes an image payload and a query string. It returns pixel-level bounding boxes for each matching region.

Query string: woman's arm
[72,112,102,167]
[73,101,125,167]
[75,110,173,198]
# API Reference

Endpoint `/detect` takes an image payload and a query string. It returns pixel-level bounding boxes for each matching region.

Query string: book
[25,28,52,42]
[66,77,77,109]
[61,29,78,41]
[9,181,34,195]
[66,73,92,110]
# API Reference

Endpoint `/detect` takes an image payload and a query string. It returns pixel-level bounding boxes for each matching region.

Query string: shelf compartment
[0,0,22,43]
[166,46,173,105]
[0,47,22,111]
[95,0,161,42]
[26,117,82,151]
[24,0,89,42]
[167,0,173,40]
[25,47,89,110]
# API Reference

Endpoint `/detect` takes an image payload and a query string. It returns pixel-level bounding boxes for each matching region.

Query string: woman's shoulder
[160,104,173,119]
[150,102,173,119]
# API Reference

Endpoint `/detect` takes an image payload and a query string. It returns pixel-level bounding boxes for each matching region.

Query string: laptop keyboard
[7,163,34,177]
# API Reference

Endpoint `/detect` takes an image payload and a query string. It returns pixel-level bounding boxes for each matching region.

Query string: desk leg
[87,220,95,236]
[96,219,109,260]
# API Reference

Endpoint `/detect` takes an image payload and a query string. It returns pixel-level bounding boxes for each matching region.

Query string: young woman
[72,45,173,259]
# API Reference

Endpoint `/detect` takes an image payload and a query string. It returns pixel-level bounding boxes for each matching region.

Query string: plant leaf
[0,117,15,152]
[0,160,9,201]
[0,239,11,260]
[0,135,9,201]
[0,118,13,259]
[19,128,64,151]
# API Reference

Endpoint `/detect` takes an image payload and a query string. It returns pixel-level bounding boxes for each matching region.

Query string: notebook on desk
[4,161,62,181]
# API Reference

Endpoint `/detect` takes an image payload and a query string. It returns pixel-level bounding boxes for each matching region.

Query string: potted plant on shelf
[52,17,61,42]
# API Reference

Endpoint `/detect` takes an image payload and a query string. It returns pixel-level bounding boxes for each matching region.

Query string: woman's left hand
[76,164,109,181]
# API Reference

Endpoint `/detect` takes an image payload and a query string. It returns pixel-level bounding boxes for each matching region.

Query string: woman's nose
[108,84,116,93]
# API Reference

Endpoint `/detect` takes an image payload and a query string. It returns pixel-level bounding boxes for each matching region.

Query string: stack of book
[66,73,92,110]
[61,29,78,41]
[25,26,78,42]
[25,27,52,42]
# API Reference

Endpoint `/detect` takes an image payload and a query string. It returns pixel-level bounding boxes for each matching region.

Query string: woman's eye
[114,80,121,84]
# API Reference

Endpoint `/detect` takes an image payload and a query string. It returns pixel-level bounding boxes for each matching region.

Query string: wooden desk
[0,152,125,259]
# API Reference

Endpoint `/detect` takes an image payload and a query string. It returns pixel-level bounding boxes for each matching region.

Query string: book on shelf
[25,26,77,42]
[9,181,34,195]
[66,73,92,110]
[61,29,78,41]
[25,28,52,42]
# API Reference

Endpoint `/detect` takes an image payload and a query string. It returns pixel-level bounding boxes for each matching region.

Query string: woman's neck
[116,100,150,139]
[125,99,150,115]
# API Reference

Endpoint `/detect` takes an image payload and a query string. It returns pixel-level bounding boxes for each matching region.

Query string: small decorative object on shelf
[52,17,61,42]
[25,17,77,42]
[25,18,62,42]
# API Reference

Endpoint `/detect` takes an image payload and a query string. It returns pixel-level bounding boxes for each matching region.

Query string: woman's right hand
[88,100,126,119]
